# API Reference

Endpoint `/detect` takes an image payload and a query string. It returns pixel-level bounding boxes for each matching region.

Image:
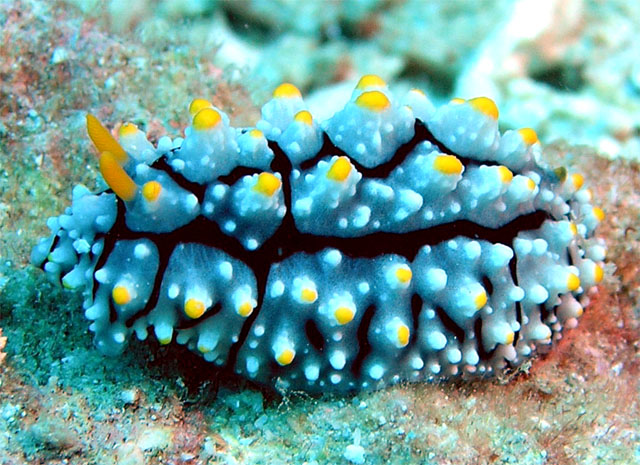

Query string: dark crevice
[473,317,491,360]
[217,166,263,185]
[42,235,60,272]
[509,255,522,347]
[538,303,550,323]
[410,294,423,345]
[351,304,377,378]
[434,306,465,344]
[566,247,574,267]
[513,301,523,348]
[108,298,118,325]
[304,320,325,353]
[150,157,207,202]
[481,276,494,296]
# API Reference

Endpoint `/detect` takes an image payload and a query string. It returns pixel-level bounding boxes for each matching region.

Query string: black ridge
[351,304,377,378]
[474,317,492,360]
[434,306,465,344]
[150,157,208,202]
[410,294,423,346]
[72,116,558,374]
[304,319,325,353]
[508,255,523,347]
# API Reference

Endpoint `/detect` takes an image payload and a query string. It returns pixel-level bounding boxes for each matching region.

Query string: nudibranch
[32,75,605,393]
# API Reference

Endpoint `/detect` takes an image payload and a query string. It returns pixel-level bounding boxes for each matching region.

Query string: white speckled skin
[32,76,605,393]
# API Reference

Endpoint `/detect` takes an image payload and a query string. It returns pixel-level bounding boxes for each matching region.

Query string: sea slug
[32,75,605,392]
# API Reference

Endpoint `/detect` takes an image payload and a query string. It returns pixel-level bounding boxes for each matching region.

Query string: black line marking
[150,157,207,202]
[218,166,263,185]
[474,317,491,360]
[538,303,550,323]
[509,255,523,347]
[41,235,60,272]
[434,306,465,344]
[351,304,376,378]
[304,319,325,353]
[481,276,494,296]
[410,294,423,346]
[94,153,549,368]
[46,116,569,380]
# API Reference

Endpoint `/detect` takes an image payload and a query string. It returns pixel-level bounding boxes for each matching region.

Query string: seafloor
[0,1,639,464]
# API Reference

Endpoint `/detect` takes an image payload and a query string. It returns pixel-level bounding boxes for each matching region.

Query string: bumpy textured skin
[32,77,606,393]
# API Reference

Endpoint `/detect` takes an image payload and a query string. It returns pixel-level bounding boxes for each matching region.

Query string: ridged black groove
[150,157,207,202]
[434,306,465,344]
[304,320,325,353]
[473,317,491,360]
[351,304,377,378]
[508,255,523,347]
[481,276,494,296]
[410,294,423,345]
[62,116,564,376]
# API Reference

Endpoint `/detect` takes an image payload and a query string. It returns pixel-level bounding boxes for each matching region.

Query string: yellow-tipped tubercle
[87,114,129,164]
[518,128,538,145]
[142,181,162,202]
[356,74,387,89]
[474,290,488,309]
[594,264,604,283]
[193,108,221,131]
[593,206,605,222]
[184,298,206,319]
[294,110,313,126]
[237,301,254,317]
[99,151,138,201]
[273,83,301,99]
[334,306,355,325]
[567,273,581,292]
[355,90,390,112]
[395,266,412,284]
[571,173,585,190]
[397,324,410,347]
[569,222,578,236]
[468,97,499,119]
[326,157,352,182]
[504,331,515,345]
[276,348,295,366]
[433,154,463,175]
[301,288,318,303]
[112,285,131,305]
[254,172,281,197]
[189,98,212,116]
[498,166,513,183]
[118,122,138,137]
